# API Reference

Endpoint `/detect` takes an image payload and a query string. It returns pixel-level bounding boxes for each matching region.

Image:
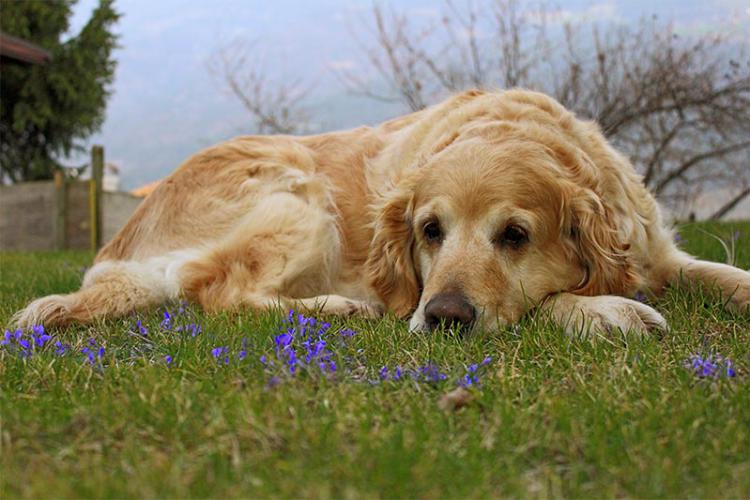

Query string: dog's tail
[11,251,195,328]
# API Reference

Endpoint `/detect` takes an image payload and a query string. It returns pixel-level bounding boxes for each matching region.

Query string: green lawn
[1,221,749,498]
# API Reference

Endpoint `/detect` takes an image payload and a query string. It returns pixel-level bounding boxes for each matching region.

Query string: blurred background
[2,0,749,246]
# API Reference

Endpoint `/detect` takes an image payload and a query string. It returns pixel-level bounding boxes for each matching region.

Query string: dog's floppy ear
[366,180,421,317]
[567,188,639,296]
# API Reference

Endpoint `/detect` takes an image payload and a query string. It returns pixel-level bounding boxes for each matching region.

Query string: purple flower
[178,323,201,337]
[134,319,148,336]
[339,328,356,338]
[634,291,647,303]
[287,348,298,375]
[674,233,683,243]
[417,363,448,383]
[81,342,104,366]
[55,340,69,356]
[211,346,228,359]
[164,355,173,365]
[2,329,20,346]
[685,353,736,379]
[238,350,247,361]
[379,366,389,380]
[274,332,293,350]
[161,310,172,330]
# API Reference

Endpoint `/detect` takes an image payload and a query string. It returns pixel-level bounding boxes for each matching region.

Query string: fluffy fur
[13,89,750,336]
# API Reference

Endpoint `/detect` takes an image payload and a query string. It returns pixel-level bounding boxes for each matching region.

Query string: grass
[1,221,749,498]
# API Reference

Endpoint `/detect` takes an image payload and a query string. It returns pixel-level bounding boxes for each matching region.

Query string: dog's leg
[287,295,384,318]
[11,251,195,328]
[658,255,750,312]
[539,292,667,338]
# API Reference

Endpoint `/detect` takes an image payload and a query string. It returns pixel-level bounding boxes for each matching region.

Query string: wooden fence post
[90,145,104,251]
[54,169,68,250]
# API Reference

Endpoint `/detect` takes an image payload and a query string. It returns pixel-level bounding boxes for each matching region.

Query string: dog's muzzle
[424,292,476,332]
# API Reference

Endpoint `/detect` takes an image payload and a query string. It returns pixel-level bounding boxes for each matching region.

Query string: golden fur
[13,89,750,336]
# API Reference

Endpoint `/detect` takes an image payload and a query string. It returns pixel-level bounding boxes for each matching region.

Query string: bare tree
[208,39,312,135]
[342,1,750,218]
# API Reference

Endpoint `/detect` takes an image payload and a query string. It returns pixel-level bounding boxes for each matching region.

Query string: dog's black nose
[424,292,475,331]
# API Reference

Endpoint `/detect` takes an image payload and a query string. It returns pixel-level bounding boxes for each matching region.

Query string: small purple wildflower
[81,340,104,366]
[211,346,228,359]
[274,332,293,350]
[685,353,736,379]
[1,330,15,345]
[161,310,172,330]
[379,366,389,380]
[177,323,202,337]
[54,340,70,356]
[634,291,647,303]
[416,363,448,383]
[134,319,148,336]
[458,356,493,388]
[339,328,356,338]
[674,233,683,243]
[164,355,173,365]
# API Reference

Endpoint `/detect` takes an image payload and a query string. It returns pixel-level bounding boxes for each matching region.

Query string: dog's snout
[424,292,475,331]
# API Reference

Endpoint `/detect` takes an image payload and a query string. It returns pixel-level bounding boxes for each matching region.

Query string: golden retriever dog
[12,89,750,336]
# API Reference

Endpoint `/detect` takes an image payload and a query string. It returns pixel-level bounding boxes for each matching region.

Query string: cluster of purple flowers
[81,338,105,366]
[129,304,204,364]
[1,324,102,364]
[376,356,492,387]
[6,307,740,389]
[266,310,342,377]
[459,356,494,387]
[2,325,58,358]
[684,353,736,379]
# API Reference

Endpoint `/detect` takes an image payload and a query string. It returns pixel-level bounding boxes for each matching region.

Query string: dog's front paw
[726,284,750,313]
[552,294,667,339]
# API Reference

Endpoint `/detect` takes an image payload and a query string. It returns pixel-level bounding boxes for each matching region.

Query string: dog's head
[367,129,637,333]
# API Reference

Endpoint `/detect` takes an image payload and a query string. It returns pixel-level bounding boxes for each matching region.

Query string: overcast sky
[67,0,750,189]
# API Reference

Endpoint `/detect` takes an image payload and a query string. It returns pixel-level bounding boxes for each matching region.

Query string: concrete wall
[0,181,56,251]
[0,180,142,251]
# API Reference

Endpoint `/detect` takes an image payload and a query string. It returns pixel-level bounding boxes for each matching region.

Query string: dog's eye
[497,224,528,248]
[423,220,443,244]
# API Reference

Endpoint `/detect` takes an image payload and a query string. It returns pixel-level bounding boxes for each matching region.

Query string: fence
[0,146,142,251]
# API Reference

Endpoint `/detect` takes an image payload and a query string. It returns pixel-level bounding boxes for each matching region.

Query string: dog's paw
[725,284,750,313]
[558,295,667,339]
[10,294,72,329]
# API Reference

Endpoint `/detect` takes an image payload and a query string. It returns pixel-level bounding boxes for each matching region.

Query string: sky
[66,0,750,190]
